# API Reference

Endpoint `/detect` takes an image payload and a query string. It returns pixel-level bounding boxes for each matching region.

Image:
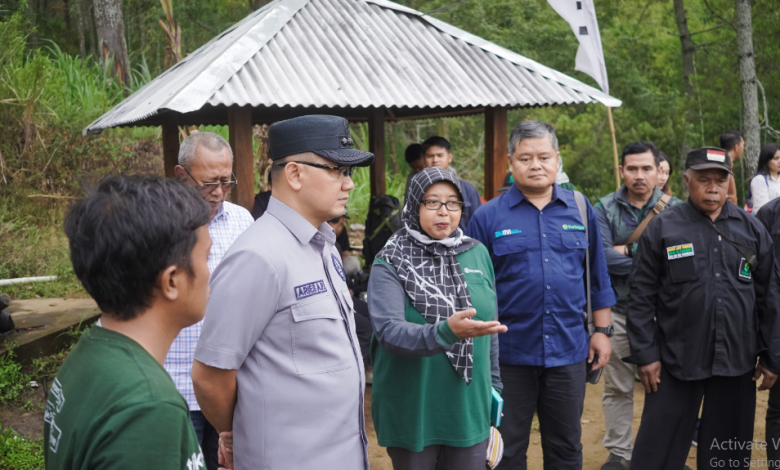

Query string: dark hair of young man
[756,143,780,176]
[421,136,451,154]
[64,176,210,321]
[621,141,660,166]
[405,143,423,165]
[720,130,744,152]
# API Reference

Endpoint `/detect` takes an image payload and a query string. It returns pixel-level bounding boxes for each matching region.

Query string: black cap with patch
[268,115,375,167]
[685,146,732,174]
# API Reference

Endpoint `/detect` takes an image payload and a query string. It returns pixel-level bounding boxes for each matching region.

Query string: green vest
[370,245,496,451]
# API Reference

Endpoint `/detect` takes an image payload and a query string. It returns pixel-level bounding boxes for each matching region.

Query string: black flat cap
[268,115,375,167]
[685,147,732,174]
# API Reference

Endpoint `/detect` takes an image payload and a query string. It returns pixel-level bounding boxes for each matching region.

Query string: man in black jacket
[625,147,780,470]
[755,198,780,467]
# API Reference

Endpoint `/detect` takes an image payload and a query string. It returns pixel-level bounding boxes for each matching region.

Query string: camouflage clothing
[594,186,680,314]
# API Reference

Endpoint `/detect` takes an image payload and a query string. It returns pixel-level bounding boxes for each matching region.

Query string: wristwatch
[593,326,614,337]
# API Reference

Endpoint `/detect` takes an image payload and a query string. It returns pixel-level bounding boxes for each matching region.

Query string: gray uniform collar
[267,196,337,246]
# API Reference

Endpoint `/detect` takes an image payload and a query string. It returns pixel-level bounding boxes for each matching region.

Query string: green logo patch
[562,224,586,231]
[666,243,694,260]
[739,258,752,280]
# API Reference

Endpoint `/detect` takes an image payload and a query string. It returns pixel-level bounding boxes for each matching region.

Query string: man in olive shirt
[626,147,780,469]
[594,141,678,470]
[45,176,212,470]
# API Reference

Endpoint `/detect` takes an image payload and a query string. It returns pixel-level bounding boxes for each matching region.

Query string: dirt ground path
[366,380,773,470]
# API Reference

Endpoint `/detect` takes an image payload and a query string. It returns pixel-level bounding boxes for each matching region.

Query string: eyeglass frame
[275,161,356,179]
[420,199,464,212]
[182,166,238,194]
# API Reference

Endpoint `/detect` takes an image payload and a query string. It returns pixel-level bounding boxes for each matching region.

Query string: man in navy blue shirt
[422,136,482,230]
[468,120,616,470]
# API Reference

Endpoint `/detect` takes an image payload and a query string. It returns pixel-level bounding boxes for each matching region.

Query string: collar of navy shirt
[505,182,572,209]
[266,196,337,246]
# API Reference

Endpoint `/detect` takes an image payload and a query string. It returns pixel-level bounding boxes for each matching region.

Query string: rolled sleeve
[194,249,281,370]
[586,201,617,311]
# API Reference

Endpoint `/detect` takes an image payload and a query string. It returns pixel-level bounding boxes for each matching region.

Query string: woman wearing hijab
[368,167,507,470]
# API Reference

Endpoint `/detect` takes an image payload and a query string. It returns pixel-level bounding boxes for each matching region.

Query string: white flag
[546,0,609,94]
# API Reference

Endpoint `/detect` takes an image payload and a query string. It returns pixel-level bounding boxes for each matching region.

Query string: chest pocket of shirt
[290,295,352,375]
[667,257,699,283]
[560,232,588,275]
[493,236,527,277]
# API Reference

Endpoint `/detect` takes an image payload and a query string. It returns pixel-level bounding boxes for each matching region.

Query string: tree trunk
[63,0,71,31]
[75,0,87,61]
[93,0,131,86]
[673,0,695,165]
[735,0,760,177]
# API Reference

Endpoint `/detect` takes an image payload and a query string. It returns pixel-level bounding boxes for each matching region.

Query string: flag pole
[606,106,620,190]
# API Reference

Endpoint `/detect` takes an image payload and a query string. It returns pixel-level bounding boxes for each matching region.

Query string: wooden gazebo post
[484,107,508,200]
[228,106,255,211]
[368,107,386,197]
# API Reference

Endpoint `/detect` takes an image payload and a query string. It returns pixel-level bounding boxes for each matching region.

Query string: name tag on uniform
[739,258,752,280]
[667,243,694,260]
[294,280,328,300]
[494,229,521,238]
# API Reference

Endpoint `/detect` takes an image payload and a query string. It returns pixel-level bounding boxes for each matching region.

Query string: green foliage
[0,426,44,470]
[0,187,84,299]
[0,349,29,405]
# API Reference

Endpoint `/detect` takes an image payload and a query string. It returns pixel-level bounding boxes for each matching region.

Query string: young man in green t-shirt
[44,175,212,470]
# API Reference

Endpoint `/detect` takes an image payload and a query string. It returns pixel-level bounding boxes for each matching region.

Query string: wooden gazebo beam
[157,104,512,211]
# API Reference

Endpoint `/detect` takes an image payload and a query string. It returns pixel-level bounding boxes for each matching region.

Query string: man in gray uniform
[192,115,374,470]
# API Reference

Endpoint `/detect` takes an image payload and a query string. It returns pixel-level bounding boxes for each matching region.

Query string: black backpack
[362,195,402,270]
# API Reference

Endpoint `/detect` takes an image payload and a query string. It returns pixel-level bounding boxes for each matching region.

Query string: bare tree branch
[690,21,733,36]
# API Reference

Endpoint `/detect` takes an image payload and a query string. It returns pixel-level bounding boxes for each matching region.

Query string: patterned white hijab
[377,167,478,384]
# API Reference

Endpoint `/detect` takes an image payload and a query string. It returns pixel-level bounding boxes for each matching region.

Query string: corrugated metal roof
[84,0,621,135]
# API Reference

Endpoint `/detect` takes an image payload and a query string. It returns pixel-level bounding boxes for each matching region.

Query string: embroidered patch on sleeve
[294,280,328,300]
[667,243,694,260]
[332,253,346,281]
[739,258,752,279]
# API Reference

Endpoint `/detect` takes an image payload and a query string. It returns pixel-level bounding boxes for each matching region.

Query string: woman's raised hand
[447,308,507,339]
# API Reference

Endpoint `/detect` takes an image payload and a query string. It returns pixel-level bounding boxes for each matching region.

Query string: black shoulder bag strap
[574,191,593,335]
[704,219,758,268]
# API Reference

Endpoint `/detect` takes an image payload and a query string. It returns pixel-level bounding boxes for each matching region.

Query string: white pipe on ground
[0,276,58,286]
